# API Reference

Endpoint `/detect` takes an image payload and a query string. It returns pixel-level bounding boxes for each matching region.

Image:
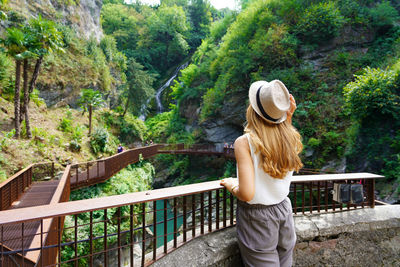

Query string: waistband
[238,198,287,209]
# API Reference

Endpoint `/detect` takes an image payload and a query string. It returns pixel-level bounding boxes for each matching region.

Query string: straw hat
[248,80,290,124]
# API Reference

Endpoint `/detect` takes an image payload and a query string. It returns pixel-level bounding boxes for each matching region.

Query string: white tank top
[241,133,293,205]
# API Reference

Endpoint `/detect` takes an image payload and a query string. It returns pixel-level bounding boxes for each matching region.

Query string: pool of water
[150,200,183,247]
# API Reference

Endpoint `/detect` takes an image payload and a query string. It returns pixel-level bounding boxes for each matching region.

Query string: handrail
[0,164,35,188]
[0,143,387,266]
[0,164,34,211]
[0,180,222,225]
[0,173,384,225]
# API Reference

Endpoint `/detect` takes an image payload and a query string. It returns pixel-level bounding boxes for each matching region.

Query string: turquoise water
[150,200,183,247]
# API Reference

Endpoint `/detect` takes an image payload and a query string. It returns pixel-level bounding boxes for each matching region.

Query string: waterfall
[139,62,189,121]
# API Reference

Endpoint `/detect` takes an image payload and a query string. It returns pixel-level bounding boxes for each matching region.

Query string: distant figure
[224,142,228,148]
[150,140,154,145]
[229,143,234,149]
[117,144,124,153]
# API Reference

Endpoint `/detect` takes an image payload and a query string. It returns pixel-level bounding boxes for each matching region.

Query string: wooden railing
[0,162,57,211]
[0,172,384,267]
[69,145,161,190]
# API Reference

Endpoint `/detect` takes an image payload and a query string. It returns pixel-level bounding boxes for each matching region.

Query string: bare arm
[286,94,296,124]
[220,135,255,202]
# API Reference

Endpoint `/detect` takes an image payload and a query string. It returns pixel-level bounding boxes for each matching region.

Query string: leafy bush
[370,1,398,29]
[101,111,146,143]
[295,1,346,44]
[343,67,400,122]
[58,117,73,133]
[30,89,46,107]
[90,127,109,154]
[308,138,321,148]
[71,125,85,143]
[0,129,15,151]
[69,139,81,152]
[0,52,11,90]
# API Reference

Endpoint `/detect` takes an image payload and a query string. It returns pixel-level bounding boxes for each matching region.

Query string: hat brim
[249,80,288,124]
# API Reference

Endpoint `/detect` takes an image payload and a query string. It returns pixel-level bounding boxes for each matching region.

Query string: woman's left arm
[220,136,255,202]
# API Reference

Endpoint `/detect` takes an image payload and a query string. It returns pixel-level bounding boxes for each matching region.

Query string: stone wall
[152,205,400,266]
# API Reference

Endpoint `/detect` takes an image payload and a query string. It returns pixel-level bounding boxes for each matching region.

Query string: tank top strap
[245,133,255,156]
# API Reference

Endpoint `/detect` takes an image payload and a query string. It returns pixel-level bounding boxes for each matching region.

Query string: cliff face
[188,26,376,145]
[6,0,103,41]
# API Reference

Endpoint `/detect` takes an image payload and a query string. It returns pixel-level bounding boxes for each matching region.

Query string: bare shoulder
[234,135,250,152]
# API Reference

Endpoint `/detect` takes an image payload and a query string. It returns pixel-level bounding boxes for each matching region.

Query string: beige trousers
[236,197,296,267]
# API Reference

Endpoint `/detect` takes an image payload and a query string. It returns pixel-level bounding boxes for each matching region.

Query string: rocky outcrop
[6,0,103,41]
[153,205,400,266]
[190,25,377,145]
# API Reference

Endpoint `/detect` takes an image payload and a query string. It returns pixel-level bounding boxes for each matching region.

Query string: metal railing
[70,145,161,190]
[0,172,383,267]
[0,162,59,211]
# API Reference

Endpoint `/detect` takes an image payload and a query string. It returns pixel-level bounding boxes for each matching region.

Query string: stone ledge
[294,205,400,241]
[152,205,400,266]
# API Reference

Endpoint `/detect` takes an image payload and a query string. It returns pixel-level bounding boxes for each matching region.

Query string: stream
[150,200,183,248]
[139,62,189,120]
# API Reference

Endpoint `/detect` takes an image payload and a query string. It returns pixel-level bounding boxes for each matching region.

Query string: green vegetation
[78,89,104,135]
[62,161,155,265]
[343,65,400,192]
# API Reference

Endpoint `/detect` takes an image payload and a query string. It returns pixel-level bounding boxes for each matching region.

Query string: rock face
[6,0,103,41]
[185,26,376,146]
[153,205,400,266]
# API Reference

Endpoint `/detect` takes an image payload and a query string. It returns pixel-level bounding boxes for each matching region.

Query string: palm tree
[21,16,64,138]
[1,28,28,138]
[78,89,104,135]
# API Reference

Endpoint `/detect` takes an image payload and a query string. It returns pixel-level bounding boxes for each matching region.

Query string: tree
[143,4,189,71]
[123,58,156,117]
[0,0,8,21]
[22,16,64,138]
[1,28,28,138]
[78,89,104,135]
[187,0,212,48]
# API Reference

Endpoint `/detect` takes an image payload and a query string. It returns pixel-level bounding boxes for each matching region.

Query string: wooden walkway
[0,144,235,265]
[1,180,59,260]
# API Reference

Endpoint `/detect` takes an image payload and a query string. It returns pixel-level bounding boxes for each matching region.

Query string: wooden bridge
[0,144,384,266]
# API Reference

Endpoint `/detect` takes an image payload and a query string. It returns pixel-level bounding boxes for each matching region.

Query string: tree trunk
[23,59,31,138]
[123,98,129,117]
[29,56,43,94]
[14,60,21,138]
[88,105,92,136]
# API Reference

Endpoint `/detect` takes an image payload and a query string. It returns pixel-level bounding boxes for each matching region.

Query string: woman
[221,80,303,267]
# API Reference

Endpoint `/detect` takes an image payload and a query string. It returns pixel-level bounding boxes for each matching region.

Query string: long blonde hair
[244,105,303,179]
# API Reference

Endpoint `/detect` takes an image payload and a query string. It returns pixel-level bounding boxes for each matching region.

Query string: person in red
[221,80,303,267]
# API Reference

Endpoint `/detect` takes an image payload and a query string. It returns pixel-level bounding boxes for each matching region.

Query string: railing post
[293,183,297,214]
[192,194,196,237]
[153,201,157,261]
[141,203,145,267]
[173,198,177,248]
[104,209,108,267]
[117,208,121,267]
[130,205,134,267]
[164,200,167,254]
[86,163,90,184]
[183,196,187,242]
[368,178,375,208]
[201,193,205,234]
[90,211,93,267]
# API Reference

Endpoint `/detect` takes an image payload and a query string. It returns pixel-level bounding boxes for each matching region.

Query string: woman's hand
[287,94,296,124]
[220,178,238,194]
